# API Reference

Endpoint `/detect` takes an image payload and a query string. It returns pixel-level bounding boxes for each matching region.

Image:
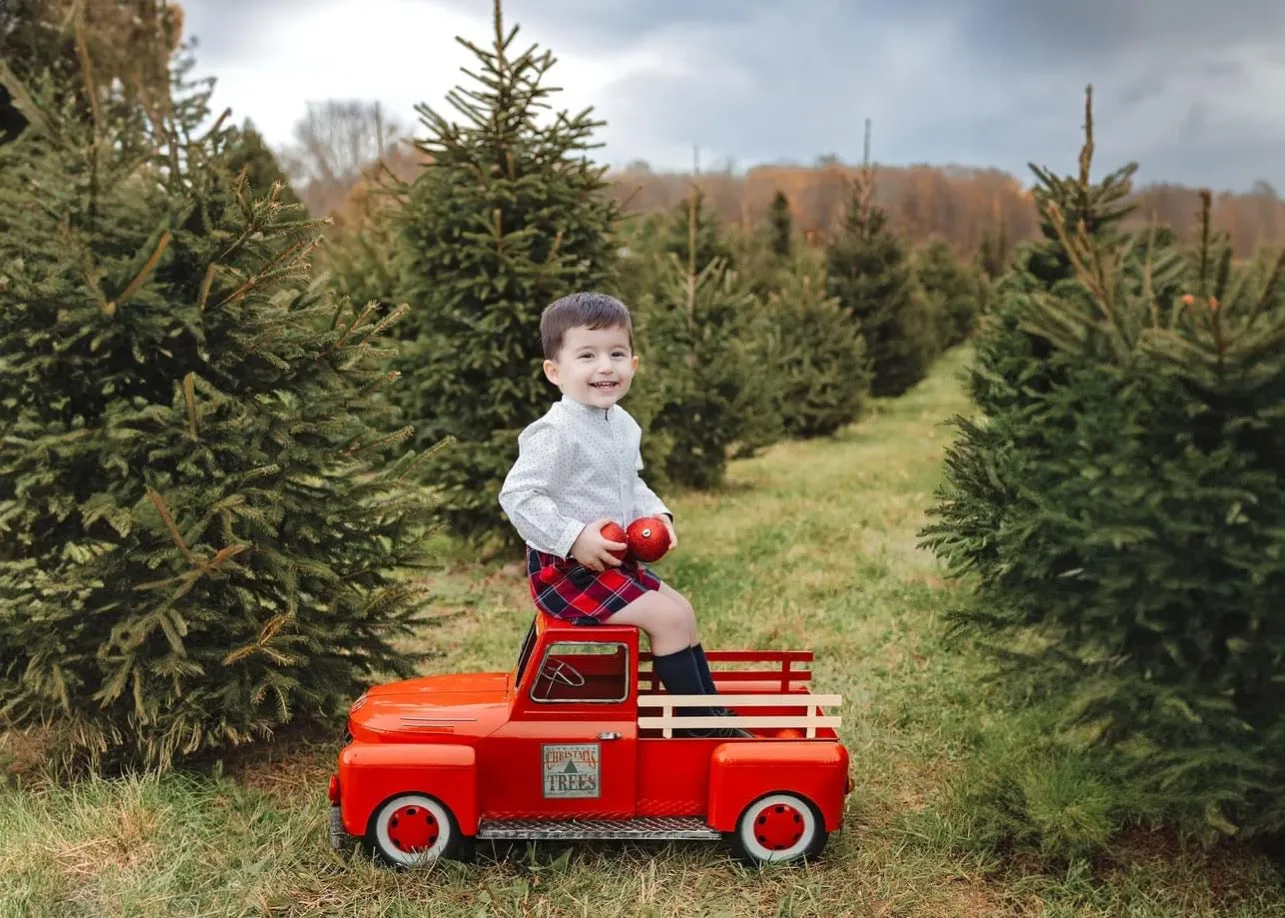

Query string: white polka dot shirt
[499,394,672,558]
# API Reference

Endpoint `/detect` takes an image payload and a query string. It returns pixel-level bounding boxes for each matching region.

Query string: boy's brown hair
[540,292,633,359]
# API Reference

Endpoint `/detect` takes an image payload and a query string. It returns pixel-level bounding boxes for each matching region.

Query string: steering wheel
[536,658,586,698]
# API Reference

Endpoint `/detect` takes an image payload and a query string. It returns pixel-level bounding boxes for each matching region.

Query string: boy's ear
[631,354,639,372]
[542,358,559,386]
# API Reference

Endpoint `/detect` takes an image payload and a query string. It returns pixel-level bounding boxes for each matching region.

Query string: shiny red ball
[600,521,628,560]
[627,516,671,562]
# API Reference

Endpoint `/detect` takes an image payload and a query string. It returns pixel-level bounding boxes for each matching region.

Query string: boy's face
[543,323,639,410]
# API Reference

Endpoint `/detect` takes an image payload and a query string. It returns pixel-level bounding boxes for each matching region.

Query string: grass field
[3,346,1283,917]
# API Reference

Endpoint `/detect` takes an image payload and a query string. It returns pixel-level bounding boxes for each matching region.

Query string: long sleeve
[498,419,586,557]
[630,428,671,521]
[633,464,671,520]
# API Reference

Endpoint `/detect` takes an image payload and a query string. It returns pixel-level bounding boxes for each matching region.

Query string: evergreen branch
[1197,191,1213,298]
[145,488,194,562]
[72,7,103,139]
[392,435,456,481]
[1078,85,1094,190]
[196,106,233,147]
[197,263,218,311]
[183,372,199,440]
[0,61,54,141]
[106,230,172,316]
[211,238,314,310]
[354,303,409,349]
[332,302,380,351]
[342,425,415,456]
[1241,248,1285,332]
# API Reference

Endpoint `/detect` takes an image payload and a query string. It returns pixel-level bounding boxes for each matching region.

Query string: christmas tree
[761,254,870,439]
[662,188,734,277]
[0,0,181,148]
[975,207,1010,281]
[914,237,985,348]
[921,88,1285,844]
[825,170,939,397]
[223,118,300,205]
[634,255,777,488]
[320,171,404,330]
[390,0,620,548]
[767,190,792,258]
[0,13,434,771]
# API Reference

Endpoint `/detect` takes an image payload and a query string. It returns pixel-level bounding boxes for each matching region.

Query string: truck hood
[348,672,510,741]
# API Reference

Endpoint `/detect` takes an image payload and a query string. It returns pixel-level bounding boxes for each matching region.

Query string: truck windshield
[513,618,537,685]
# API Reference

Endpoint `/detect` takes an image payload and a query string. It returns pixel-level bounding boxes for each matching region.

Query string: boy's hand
[570,519,626,572]
[661,514,677,551]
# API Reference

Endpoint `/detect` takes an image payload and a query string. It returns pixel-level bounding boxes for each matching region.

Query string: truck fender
[706,742,849,833]
[338,743,479,837]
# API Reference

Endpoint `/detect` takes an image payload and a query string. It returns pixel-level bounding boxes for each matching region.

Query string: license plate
[328,805,345,849]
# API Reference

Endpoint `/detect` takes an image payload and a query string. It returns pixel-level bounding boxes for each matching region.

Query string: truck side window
[531,641,630,704]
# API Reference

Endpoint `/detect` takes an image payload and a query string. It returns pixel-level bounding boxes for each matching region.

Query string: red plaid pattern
[525,546,662,623]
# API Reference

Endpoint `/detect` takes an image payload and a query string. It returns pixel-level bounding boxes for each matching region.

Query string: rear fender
[337,744,478,836]
[707,741,849,832]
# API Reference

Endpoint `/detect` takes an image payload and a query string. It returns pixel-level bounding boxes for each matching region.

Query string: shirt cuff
[551,518,587,559]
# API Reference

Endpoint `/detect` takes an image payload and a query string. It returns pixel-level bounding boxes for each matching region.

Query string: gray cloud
[178,0,1285,191]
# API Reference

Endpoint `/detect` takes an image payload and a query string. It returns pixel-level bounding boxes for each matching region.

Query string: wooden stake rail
[638,649,815,693]
[637,694,842,738]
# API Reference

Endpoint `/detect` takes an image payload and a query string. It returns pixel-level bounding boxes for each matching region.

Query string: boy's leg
[604,591,689,655]
[657,582,700,645]
[657,583,717,692]
[606,593,749,738]
[655,584,747,729]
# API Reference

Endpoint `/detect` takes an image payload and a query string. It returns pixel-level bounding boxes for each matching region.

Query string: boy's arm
[632,448,672,522]
[498,421,586,558]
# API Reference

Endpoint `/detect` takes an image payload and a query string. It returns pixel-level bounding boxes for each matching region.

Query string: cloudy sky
[180,0,1285,191]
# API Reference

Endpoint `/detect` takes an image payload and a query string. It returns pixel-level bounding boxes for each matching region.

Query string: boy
[499,291,747,737]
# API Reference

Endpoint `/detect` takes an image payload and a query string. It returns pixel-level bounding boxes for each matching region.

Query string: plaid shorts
[526,546,663,624]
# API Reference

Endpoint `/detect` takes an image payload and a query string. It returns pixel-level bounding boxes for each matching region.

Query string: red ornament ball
[599,521,628,560]
[627,516,671,562]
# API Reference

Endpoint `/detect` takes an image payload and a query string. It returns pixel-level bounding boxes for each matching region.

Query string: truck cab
[329,613,850,866]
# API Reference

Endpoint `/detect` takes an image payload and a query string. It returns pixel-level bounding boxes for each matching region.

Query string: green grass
[4,347,1284,917]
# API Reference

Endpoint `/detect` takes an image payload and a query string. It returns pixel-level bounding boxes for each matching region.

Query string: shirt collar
[560,393,613,420]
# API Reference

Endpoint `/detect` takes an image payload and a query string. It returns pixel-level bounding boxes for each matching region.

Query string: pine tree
[921,88,1285,845]
[915,237,985,348]
[975,207,1010,281]
[0,0,182,148]
[767,190,792,258]
[761,254,870,439]
[0,23,434,771]
[320,171,404,328]
[662,187,733,277]
[390,0,621,549]
[633,255,777,489]
[224,118,299,205]
[825,170,939,397]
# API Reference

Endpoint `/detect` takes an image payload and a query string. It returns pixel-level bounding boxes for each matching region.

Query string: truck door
[481,639,637,819]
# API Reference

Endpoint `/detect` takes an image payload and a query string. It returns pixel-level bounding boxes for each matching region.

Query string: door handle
[598,731,621,740]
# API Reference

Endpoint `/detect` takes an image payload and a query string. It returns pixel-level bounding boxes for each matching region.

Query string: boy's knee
[645,593,688,633]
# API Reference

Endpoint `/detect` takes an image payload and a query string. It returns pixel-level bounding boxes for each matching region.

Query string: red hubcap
[754,802,806,851]
[387,804,440,852]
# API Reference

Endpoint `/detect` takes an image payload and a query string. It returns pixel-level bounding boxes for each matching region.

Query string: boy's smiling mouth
[590,381,619,390]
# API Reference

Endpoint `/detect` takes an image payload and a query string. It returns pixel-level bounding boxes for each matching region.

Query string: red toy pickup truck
[328,613,850,867]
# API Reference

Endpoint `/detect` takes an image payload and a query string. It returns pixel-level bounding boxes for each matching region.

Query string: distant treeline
[312,146,1285,259]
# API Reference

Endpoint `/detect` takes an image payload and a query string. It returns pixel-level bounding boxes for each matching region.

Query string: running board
[476,816,722,841]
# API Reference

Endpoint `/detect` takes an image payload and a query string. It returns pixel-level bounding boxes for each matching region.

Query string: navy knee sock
[652,646,707,700]
[690,643,718,694]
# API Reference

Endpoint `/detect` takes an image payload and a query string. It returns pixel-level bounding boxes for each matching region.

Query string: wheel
[365,793,465,868]
[728,792,828,866]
